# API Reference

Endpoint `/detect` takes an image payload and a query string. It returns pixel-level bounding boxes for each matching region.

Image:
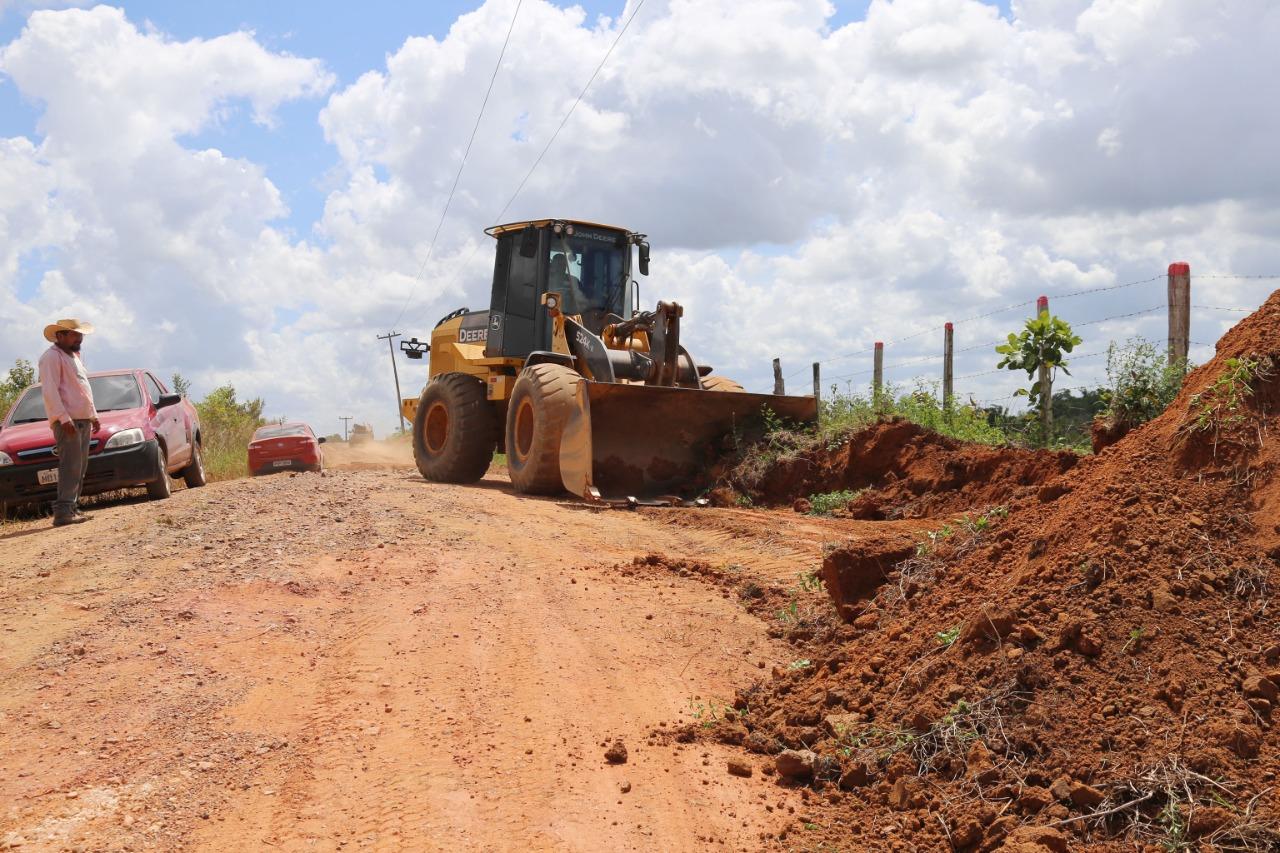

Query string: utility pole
[339,416,352,442]
[377,331,406,433]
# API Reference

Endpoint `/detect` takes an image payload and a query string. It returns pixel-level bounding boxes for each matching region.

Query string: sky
[1,0,1277,436]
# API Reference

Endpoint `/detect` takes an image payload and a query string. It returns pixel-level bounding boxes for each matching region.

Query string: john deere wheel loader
[403,218,817,503]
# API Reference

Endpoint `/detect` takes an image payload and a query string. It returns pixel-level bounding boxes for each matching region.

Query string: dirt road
[0,450,872,851]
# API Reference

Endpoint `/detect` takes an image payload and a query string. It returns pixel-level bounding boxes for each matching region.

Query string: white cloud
[1,0,1279,434]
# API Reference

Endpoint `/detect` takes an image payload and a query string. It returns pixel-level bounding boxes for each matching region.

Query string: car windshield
[546,227,627,324]
[254,425,309,439]
[6,375,142,424]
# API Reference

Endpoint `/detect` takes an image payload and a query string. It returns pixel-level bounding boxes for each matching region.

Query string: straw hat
[43,318,95,342]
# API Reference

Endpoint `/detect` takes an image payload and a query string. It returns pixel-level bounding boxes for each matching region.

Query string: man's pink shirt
[37,345,97,427]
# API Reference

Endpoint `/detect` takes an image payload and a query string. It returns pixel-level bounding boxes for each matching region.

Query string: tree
[0,358,36,417]
[194,384,265,428]
[171,373,192,398]
[996,310,1082,446]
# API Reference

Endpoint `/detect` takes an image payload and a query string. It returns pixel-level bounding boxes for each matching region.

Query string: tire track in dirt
[3,465,831,850]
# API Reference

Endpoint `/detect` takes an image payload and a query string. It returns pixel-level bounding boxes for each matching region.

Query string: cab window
[143,374,164,406]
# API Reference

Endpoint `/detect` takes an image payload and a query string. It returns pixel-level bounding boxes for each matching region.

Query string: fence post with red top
[1168,262,1190,370]
[872,341,884,407]
[943,322,954,415]
[1036,296,1052,443]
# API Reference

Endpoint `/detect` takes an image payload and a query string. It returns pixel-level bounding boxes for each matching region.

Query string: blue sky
[11,0,1260,437]
[0,0,1012,239]
[0,1,633,234]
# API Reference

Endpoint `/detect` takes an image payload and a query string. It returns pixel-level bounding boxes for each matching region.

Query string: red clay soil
[699,293,1280,851]
[728,418,1079,520]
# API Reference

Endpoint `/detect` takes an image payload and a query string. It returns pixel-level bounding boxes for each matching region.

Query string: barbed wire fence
[758,267,1280,411]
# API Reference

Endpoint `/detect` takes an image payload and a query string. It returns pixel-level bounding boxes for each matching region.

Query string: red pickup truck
[0,369,206,512]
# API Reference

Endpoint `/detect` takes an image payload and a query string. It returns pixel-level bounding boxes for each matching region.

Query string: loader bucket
[559,381,818,502]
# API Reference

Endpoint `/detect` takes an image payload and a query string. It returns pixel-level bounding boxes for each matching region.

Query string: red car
[0,369,205,511]
[248,422,325,475]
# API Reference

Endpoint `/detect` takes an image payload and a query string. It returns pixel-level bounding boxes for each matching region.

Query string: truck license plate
[38,468,59,485]
[273,460,292,468]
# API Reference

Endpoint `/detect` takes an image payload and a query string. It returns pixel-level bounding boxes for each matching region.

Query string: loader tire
[414,373,496,484]
[701,376,745,392]
[506,363,579,495]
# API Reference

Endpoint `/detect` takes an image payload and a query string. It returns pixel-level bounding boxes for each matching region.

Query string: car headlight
[0,450,12,466]
[104,428,145,450]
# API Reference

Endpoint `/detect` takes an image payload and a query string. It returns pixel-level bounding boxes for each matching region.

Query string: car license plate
[38,468,59,485]
[273,460,292,468]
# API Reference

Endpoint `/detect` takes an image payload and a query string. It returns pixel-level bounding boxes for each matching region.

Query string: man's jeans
[54,419,91,518]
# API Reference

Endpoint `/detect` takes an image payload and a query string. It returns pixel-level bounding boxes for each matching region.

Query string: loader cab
[484,219,639,360]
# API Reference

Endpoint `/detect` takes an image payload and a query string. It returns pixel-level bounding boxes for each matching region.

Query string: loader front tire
[701,376,745,392]
[413,373,496,484]
[506,363,579,495]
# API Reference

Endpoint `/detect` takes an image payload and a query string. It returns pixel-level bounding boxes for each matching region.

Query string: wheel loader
[402,218,817,503]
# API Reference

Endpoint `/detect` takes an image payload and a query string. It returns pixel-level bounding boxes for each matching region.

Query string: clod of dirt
[996,826,1070,853]
[604,739,628,764]
[726,759,753,778]
[774,749,815,781]
[618,780,631,794]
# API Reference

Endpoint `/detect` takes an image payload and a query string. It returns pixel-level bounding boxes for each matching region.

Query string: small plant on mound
[807,489,863,516]
[935,625,960,647]
[1099,338,1190,434]
[1180,356,1270,448]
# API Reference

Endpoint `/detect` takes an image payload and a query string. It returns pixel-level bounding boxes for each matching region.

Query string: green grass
[807,489,863,516]
[820,382,1008,446]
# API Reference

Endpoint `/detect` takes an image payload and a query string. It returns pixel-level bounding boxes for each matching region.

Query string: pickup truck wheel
[146,445,172,500]
[182,441,207,488]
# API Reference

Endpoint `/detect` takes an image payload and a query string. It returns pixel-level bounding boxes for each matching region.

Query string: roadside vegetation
[729,335,1191,493]
[181,379,266,482]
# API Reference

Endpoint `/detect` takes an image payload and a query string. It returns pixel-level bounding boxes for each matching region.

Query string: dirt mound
[708,294,1280,850]
[724,418,1078,520]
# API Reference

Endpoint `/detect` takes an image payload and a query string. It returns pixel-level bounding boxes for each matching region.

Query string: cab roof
[485,219,631,239]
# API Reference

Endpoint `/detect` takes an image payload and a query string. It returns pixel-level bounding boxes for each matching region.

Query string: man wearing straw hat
[38,319,100,526]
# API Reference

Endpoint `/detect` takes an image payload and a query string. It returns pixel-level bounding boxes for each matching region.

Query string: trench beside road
[0,458,849,851]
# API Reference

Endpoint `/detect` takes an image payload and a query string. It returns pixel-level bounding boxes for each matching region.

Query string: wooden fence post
[1168,261,1190,370]
[772,358,784,395]
[872,341,884,406]
[812,361,821,407]
[1036,295,1052,442]
[943,322,954,415]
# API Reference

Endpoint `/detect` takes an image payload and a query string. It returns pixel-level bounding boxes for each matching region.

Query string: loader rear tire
[701,376,745,392]
[506,363,579,495]
[414,373,496,484]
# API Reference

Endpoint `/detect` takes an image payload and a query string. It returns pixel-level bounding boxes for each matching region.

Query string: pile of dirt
[703,294,1280,850]
[719,418,1079,520]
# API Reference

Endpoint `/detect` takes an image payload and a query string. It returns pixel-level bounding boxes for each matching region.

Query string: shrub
[1101,337,1189,431]
[807,489,862,515]
[193,384,266,481]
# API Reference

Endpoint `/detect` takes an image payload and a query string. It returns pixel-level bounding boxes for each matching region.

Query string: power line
[427,0,648,318]
[1074,304,1164,327]
[389,0,525,330]
[1196,274,1280,280]
[492,0,648,224]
